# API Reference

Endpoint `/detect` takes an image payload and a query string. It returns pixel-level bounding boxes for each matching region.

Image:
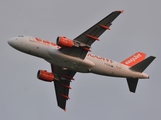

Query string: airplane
[8,10,155,111]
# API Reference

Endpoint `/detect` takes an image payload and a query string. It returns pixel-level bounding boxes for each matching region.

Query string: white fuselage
[8,36,149,79]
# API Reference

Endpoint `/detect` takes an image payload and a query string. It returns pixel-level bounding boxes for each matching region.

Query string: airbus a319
[8,10,155,111]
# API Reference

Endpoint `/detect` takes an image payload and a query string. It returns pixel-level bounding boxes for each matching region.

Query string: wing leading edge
[51,64,76,110]
[59,10,123,59]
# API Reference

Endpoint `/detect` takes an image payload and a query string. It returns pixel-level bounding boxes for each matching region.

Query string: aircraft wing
[51,64,76,111]
[59,10,123,59]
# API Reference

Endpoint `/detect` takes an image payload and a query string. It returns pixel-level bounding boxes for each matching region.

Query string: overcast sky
[1,0,161,120]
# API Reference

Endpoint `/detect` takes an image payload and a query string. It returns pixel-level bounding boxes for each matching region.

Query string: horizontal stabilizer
[127,78,138,93]
[130,56,156,72]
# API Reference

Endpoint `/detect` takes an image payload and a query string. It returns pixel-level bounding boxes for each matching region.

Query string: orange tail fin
[121,52,146,67]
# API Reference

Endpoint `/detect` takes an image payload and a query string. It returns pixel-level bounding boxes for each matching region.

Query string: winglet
[120,10,124,13]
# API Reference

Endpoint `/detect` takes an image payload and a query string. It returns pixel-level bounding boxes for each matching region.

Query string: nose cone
[8,37,19,48]
[8,38,15,46]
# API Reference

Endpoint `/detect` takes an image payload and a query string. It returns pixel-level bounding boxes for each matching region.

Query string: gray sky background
[1,0,161,120]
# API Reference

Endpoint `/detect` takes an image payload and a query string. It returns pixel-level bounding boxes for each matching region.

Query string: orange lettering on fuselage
[51,42,57,46]
[89,54,95,58]
[95,56,103,60]
[35,37,42,42]
[34,37,61,49]
[106,58,109,62]
[43,40,50,45]
[87,53,112,63]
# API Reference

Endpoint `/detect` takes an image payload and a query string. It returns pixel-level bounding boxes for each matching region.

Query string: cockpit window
[18,35,24,37]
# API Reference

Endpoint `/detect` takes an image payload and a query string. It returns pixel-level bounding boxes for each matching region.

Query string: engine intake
[56,36,74,47]
[37,70,54,82]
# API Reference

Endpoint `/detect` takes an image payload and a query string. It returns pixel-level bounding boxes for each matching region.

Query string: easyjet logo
[35,37,61,49]
[125,54,142,65]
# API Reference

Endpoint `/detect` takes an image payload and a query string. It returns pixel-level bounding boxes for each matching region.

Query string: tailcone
[141,73,149,79]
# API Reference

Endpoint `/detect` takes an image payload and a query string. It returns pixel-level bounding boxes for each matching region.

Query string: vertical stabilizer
[127,78,138,93]
[121,52,146,67]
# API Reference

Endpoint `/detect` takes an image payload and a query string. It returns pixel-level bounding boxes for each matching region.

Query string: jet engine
[56,36,74,47]
[37,70,54,82]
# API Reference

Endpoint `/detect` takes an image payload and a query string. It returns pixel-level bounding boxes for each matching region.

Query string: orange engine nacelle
[37,70,54,82]
[56,36,74,47]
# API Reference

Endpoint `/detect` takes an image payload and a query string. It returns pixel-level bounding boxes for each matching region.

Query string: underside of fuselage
[8,36,151,80]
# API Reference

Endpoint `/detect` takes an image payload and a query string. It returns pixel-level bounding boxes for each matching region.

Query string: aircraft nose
[8,37,18,48]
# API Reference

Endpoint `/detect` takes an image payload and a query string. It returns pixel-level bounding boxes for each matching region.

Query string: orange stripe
[62,84,71,89]
[99,24,110,30]
[120,10,124,13]
[83,47,91,52]
[86,34,99,40]
[63,108,66,112]
[60,94,70,99]
[63,75,74,80]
